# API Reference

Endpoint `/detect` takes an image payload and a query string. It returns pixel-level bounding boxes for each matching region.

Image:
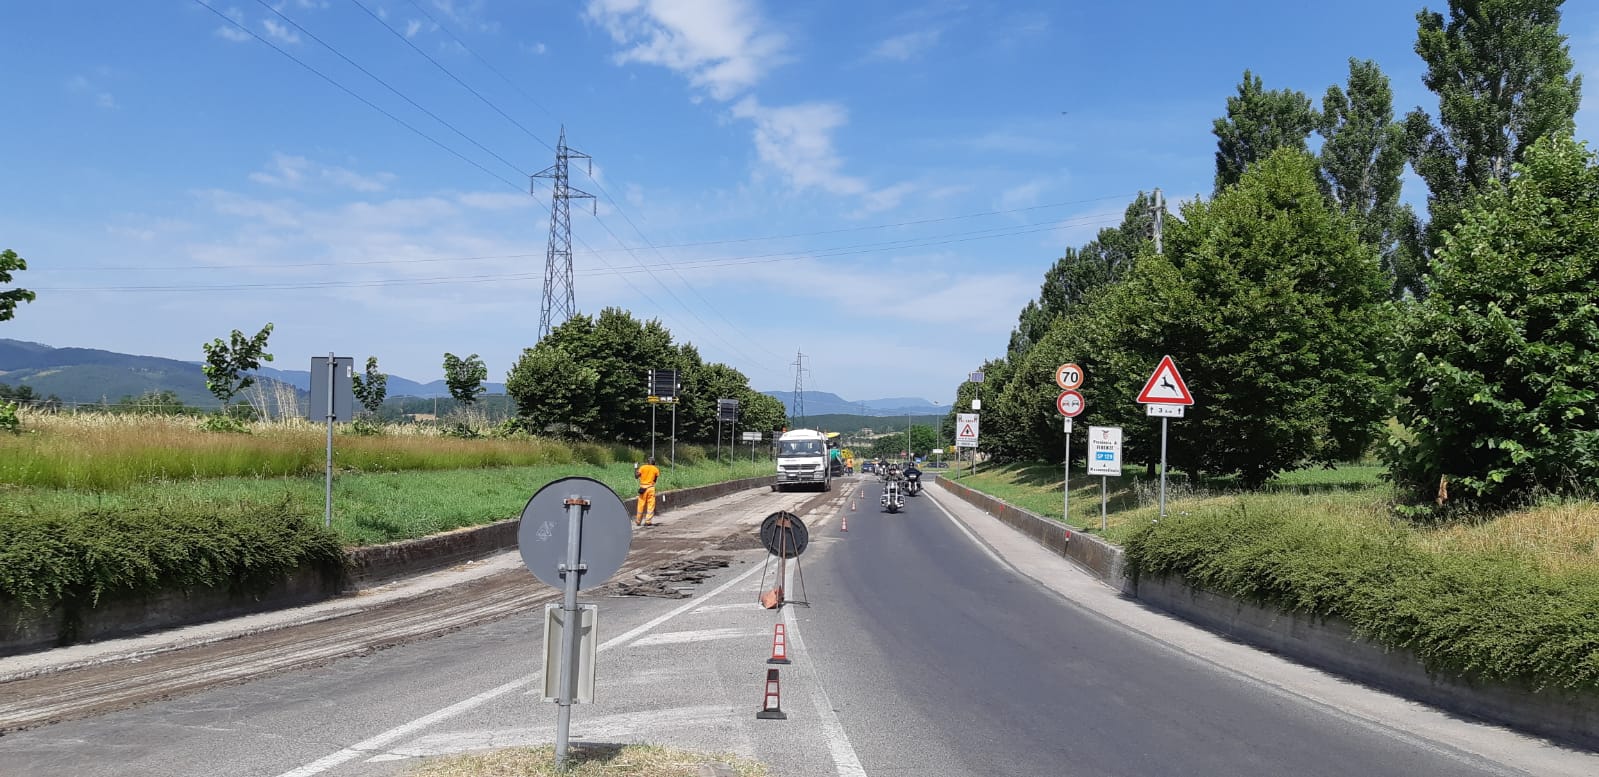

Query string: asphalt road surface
[1,475,1594,776]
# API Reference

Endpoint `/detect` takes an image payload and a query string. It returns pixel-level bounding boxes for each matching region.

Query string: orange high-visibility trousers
[636,486,657,525]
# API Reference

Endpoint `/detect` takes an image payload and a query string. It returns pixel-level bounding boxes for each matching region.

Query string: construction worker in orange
[634,456,661,527]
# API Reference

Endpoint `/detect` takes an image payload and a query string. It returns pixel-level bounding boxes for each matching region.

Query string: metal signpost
[1135,355,1194,519]
[1086,426,1123,531]
[716,398,739,464]
[517,477,633,770]
[955,412,980,476]
[646,369,679,462]
[742,430,762,461]
[1055,363,1086,523]
[307,355,354,528]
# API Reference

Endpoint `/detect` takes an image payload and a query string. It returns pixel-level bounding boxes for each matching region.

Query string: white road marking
[783,559,869,777]
[363,705,735,761]
[689,602,765,614]
[923,489,1007,567]
[630,627,765,647]
[275,561,767,777]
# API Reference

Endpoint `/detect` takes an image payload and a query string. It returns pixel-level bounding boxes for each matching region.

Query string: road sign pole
[554,496,587,769]
[1159,417,1169,519]
[324,352,335,529]
[670,402,677,468]
[1101,476,1108,532]
[650,403,657,460]
[1063,416,1071,523]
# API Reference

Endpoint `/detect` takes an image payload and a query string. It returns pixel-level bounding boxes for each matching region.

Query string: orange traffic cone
[841,513,848,532]
[756,668,786,720]
[767,623,791,664]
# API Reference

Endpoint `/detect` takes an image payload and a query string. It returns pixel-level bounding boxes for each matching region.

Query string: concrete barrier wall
[930,476,1599,751]
[1,474,775,656]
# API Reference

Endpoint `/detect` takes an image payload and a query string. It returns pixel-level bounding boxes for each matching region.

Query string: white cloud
[868,29,940,62]
[731,97,867,196]
[213,6,251,42]
[999,179,1050,209]
[585,0,787,101]
[261,19,300,44]
[247,153,395,193]
[405,19,425,38]
[66,74,117,109]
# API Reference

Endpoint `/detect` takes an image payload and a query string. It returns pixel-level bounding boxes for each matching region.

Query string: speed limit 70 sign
[1056,390,1085,417]
[1055,363,1083,390]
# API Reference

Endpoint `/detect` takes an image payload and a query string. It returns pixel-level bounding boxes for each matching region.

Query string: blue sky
[2,1,1597,402]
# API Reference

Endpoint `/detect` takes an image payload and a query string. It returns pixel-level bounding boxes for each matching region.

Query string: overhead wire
[34,213,1123,291]
[193,0,745,361]
[194,0,525,192]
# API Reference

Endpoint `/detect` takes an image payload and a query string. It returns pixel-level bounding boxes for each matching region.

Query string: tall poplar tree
[1213,70,1319,191]
[1318,59,1420,299]
[1403,0,1582,293]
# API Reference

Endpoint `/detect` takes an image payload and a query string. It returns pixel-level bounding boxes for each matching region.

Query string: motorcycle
[905,468,922,496]
[880,478,905,513]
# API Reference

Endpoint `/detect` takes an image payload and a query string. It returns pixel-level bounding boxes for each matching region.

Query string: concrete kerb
[0,475,776,658]
[928,475,1599,752]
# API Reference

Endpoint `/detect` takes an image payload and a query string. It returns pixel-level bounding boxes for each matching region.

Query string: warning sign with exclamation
[955,413,979,448]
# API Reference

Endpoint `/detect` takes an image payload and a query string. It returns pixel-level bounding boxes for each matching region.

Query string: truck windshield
[779,440,823,457]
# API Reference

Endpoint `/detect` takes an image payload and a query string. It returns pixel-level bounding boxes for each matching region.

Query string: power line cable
[251,0,527,177]
[50,207,1125,273]
[400,0,564,134]
[194,0,526,193]
[33,214,1121,292]
[349,0,555,154]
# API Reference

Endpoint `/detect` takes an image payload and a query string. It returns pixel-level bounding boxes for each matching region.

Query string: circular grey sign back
[760,511,809,558]
[517,476,633,591]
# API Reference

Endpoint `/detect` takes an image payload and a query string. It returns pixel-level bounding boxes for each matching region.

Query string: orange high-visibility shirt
[637,464,660,487]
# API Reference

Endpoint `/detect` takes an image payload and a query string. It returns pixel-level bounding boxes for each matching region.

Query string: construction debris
[606,556,731,598]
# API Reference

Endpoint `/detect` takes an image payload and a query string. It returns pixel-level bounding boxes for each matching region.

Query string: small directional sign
[1055,363,1084,390]
[1056,390,1085,417]
[1136,355,1194,405]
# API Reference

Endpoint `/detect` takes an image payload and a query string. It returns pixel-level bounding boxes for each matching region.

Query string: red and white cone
[756,668,787,720]
[841,513,848,532]
[767,623,791,664]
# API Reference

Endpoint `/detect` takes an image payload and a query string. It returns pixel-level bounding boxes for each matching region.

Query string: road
[0,475,1594,776]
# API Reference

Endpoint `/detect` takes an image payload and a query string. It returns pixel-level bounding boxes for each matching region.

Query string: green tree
[505,343,600,438]
[112,390,194,416]
[1213,71,1319,191]
[1387,135,1599,507]
[201,323,274,410]
[1010,194,1156,357]
[1318,59,1422,299]
[1096,149,1392,484]
[1404,0,1583,293]
[0,249,36,322]
[351,356,388,416]
[442,352,488,406]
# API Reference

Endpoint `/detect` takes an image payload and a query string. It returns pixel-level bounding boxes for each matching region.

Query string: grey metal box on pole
[308,356,356,421]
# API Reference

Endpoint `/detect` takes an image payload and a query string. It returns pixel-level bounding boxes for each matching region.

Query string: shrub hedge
[0,497,346,612]
[1124,501,1599,691]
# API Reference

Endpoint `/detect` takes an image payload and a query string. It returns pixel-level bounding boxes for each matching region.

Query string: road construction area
[2,476,1598,776]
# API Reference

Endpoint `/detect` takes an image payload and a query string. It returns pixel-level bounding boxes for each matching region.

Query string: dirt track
[0,482,851,733]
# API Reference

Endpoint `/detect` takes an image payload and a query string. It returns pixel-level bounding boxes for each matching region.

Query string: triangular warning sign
[1137,355,1194,405]
[958,423,976,438]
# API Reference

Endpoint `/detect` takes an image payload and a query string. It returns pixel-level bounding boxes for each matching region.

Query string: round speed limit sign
[1055,363,1084,390]
[1056,390,1085,417]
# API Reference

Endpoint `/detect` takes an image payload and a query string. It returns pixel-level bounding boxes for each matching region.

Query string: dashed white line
[783,559,869,777]
[275,561,767,777]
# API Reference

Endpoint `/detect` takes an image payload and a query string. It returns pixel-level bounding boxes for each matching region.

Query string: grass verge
[943,463,1599,691]
[407,744,767,777]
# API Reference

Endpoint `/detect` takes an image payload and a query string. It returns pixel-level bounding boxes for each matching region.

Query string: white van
[775,429,831,492]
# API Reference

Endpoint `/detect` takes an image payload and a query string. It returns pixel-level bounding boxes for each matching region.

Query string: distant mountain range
[0,339,504,406]
[762,390,951,418]
[0,340,949,416]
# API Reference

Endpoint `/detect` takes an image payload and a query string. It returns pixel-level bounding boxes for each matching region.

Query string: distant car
[861,462,876,474]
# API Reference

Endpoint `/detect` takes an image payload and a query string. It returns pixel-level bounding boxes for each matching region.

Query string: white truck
[774,428,832,492]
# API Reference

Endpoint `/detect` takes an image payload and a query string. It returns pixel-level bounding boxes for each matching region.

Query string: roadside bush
[1125,501,1599,690]
[0,400,19,434]
[572,442,613,467]
[346,417,384,437]
[0,497,346,612]
[1387,135,1599,507]
[198,414,251,434]
[673,445,707,466]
